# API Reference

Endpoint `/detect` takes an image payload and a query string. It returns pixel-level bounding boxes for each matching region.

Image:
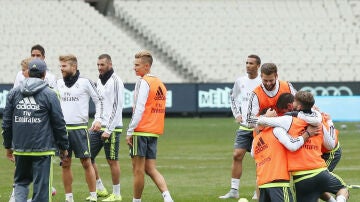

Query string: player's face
[261,73,277,91]
[133,58,148,77]
[60,61,76,78]
[97,58,112,76]
[21,65,29,78]
[246,58,259,77]
[277,103,294,115]
[31,49,45,60]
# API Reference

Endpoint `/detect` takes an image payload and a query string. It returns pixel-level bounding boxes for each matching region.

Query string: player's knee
[145,167,157,177]
[80,158,92,169]
[233,150,246,161]
[339,188,349,199]
[61,161,71,168]
[134,168,145,177]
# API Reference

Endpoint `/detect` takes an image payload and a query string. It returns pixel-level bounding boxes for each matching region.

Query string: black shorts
[234,127,253,152]
[66,125,91,158]
[259,186,294,202]
[129,136,158,159]
[293,169,347,202]
[322,143,342,172]
[90,128,121,162]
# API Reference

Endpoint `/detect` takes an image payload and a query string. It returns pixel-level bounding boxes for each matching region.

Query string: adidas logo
[254,137,268,154]
[16,96,40,110]
[154,86,166,100]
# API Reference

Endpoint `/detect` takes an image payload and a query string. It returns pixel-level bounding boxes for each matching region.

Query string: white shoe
[251,190,258,200]
[65,198,74,202]
[219,190,239,199]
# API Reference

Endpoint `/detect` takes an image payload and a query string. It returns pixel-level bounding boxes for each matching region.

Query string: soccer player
[318,111,342,202]
[126,51,174,202]
[252,122,318,202]
[242,62,297,199]
[2,59,69,202]
[251,92,321,201]
[13,44,56,88]
[56,54,104,202]
[254,91,349,202]
[219,54,262,199]
[19,57,31,78]
[246,62,297,123]
[89,54,124,201]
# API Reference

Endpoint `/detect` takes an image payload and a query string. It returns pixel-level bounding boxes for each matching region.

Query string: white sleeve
[230,80,241,118]
[246,92,260,125]
[322,120,336,150]
[13,71,24,88]
[257,116,293,131]
[273,127,305,152]
[88,79,104,123]
[288,82,297,95]
[44,71,57,89]
[127,79,149,136]
[105,78,124,134]
[250,137,255,158]
[297,110,322,126]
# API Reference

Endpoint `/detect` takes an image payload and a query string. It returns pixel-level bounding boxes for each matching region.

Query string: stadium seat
[113,0,360,82]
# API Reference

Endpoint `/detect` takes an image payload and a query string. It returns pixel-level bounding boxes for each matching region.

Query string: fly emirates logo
[15,96,41,123]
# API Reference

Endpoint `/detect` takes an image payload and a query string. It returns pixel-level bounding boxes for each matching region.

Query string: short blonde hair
[21,57,32,69]
[135,50,153,66]
[59,54,77,66]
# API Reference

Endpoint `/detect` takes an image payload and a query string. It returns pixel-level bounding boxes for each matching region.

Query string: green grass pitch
[0,118,359,201]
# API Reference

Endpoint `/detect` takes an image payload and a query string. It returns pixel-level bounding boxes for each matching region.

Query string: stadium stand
[113,0,360,82]
[0,0,186,84]
[0,0,359,83]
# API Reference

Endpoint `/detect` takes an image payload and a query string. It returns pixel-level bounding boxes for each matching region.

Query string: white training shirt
[230,75,261,125]
[96,73,124,134]
[56,77,103,125]
[13,70,57,88]
[127,75,153,136]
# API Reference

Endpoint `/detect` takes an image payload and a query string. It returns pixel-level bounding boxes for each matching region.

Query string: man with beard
[89,54,124,201]
[246,63,297,123]
[56,54,104,202]
[243,63,297,199]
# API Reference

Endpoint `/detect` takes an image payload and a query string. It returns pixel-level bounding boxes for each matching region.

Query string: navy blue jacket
[2,78,69,154]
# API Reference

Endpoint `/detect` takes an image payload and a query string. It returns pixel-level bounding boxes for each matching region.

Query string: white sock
[96,179,105,190]
[113,184,121,196]
[336,195,346,202]
[231,178,240,190]
[90,192,97,199]
[133,198,141,202]
[162,190,173,202]
[327,196,336,202]
[65,193,73,199]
